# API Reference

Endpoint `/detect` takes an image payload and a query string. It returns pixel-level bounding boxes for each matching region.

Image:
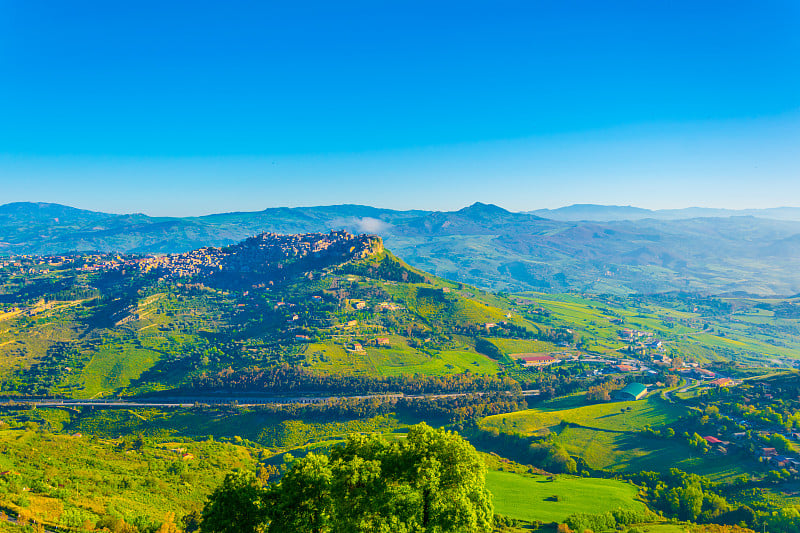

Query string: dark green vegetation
[3,234,799,402]
[0,232,522,399]
[2,229,800,532]
[202,424,493,533]
[5,201,800,295]
[0,413,255,532]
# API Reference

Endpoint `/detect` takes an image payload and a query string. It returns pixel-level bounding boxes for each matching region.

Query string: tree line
[188,363,520,395]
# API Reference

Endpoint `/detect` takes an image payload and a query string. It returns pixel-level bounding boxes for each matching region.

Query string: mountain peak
[457,202,510,216]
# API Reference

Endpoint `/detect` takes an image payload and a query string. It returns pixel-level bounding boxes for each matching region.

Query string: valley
[0,229,799,531]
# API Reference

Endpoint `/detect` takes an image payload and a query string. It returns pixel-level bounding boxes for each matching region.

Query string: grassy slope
[303,339,498,377]
[67,407,401,449]
[529,292,800,364]
[481,394,751,480]
[486,470,646,523]
[0,428,255,529]
[483,394,683,435]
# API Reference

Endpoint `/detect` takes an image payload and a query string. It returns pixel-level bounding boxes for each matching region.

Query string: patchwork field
[480,394,752,480]
[486,470,646,523]
[483,394,683,436]
[303,340,498,377]
[526,292,800,365]
[486,337,560,356]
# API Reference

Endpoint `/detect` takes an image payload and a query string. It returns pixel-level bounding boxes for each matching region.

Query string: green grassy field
[66,407,402,449]
[486,338,560,356]
[526,292,800,365]
[303,340,498,377]
[483,394,683,435]
[78,343,162,398]
[480,395,755,480]
[486,470,646,523]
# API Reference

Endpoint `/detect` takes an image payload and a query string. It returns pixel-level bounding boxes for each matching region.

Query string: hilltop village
[3,230,800,531]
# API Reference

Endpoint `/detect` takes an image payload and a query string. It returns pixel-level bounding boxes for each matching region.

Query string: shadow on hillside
[609,432,699,473]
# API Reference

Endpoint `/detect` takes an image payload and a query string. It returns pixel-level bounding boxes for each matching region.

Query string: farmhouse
[694,368,716,380]
[759,447,778,458]
[614,383,647,401]
[710,377,734,387]
[517,355,558,367]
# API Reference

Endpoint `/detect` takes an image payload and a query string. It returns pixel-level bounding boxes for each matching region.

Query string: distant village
[0,231,377,283]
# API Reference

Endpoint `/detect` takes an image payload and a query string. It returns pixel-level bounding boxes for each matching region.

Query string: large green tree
[266,452,333,533]
[203,424,494,533]
[201,470,266,533]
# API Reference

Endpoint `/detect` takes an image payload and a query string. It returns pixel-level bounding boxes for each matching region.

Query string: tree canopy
[201,423,494,533]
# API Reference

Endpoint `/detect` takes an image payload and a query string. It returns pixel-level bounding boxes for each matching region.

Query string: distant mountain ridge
[4,201,800,296]
[529,204,800,222]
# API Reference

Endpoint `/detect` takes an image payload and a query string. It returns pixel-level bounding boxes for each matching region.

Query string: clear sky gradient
[1,1,798,216]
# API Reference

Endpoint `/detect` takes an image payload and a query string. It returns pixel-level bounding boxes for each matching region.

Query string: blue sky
[1,1,798,215]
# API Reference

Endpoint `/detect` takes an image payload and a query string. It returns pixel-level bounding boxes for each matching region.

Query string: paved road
[0,390,541,409]
[663,379,698,402]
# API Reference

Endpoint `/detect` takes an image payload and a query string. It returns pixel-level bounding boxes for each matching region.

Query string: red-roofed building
[760,447,778,457]
[519,355,557,367]
[615,364,635,372]
[695,368,716,380]
[713,377,733,386]
[703,436,723,445]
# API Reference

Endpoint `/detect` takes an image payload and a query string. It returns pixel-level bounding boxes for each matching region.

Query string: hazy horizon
[2,1,798,216]
[5,198,800,219]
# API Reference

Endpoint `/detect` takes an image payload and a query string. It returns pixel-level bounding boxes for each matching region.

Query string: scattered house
[349,343,365,353]
[733,432,747,440]
[517,355,558,367]
[375,337,391,347]
[694,368,716,380]
[294,334,311,342]
[710,377,734,387]
[615,364,636,372]
[769,456,799,468]
[760,447,778,458]
[703,436,724,445]
[615,383,648,401]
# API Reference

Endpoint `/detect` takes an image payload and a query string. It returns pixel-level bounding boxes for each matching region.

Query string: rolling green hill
[2,232,799,400]
[5,201,800,295]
